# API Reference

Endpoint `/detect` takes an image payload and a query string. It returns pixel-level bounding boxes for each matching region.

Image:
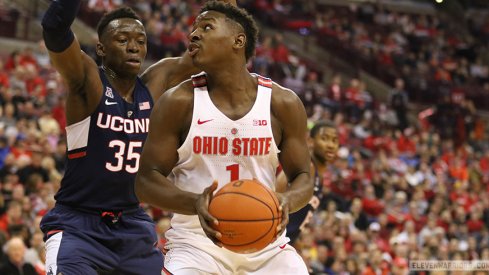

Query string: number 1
[226,164,239,181]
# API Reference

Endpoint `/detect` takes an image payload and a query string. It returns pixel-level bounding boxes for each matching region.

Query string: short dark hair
[310,120,337,138]
[96,7,141,38]
[201,1,258,61]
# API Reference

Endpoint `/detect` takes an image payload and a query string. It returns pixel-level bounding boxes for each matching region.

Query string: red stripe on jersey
[258,76,272,88]
[68,151,87,159]
[162,267,174,275]
[192,75,207,87]
[47,230,63,236]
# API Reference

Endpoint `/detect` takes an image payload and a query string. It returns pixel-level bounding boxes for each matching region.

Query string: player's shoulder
[142,57,181,76]
[271,81,295,95]
[141,57,179,83]
[270,81,302,106]
[159,79,194,105]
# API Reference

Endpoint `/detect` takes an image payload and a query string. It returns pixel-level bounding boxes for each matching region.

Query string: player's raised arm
[42,0,102,125]
[140,54,201,100]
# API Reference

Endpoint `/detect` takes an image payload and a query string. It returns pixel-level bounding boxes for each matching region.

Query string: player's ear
[96,41,106,57]
[233,33,246,50]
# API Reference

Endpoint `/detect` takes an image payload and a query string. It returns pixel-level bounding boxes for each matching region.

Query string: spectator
[0,200,23,237]
[388,78,409,131]
[16,151,49,185]
[0,237,36,275]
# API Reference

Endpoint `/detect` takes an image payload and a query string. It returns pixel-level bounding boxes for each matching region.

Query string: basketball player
[277,120,340,244]
[135,2,312,274]
[38,1,162,274]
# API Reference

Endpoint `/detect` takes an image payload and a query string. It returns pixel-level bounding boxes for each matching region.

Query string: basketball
[208,179,282,254]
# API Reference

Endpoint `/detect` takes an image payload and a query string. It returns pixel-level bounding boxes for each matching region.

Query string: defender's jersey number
[106,140,142,173]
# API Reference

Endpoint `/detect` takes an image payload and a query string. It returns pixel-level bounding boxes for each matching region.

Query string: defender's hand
[275,193,290,239]
[195,181,222,247]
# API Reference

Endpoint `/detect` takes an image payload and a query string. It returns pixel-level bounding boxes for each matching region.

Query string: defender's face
[100,18,147,77]
[188,11,238,68]
[312,127,339,164]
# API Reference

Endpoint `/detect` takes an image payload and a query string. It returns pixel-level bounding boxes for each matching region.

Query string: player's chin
[325,153,336,162]
[124,61,142,71]
[123,65,142,76]
[191,58,203,69]
[190,56,207,70]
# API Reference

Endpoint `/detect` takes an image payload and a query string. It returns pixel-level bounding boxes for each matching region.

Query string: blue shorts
[40,204,163,275]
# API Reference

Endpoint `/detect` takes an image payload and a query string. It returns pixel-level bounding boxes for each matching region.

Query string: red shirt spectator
[396,134,416,155]
[449,158,468,182]
[450,189,477,213]
[52,99,67,132]
[467,218,484,233]
[271,35,289,63]
[0,201,24,236]
[0,70,9,88]
[362,185,384,216]
[4,51,21,71]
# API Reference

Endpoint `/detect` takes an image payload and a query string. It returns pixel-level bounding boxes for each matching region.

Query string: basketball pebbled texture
[208,179,282,254]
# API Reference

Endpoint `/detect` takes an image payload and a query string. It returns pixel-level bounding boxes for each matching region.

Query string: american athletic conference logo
[105,87,114,98]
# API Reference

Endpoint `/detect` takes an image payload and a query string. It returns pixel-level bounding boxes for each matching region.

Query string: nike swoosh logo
[279,244,287,249]
[105,99,117,105]
[197,119,213,125]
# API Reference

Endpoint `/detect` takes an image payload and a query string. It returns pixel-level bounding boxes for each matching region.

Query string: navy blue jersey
[286,162,321,243]
[54,68,153,210]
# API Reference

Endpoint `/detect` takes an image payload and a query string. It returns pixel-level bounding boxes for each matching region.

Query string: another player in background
[39,1,163,274]
[135,2,312,274]
[277,120,340,244]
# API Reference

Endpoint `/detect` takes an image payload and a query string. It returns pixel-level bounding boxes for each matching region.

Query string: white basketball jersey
[168,73,280,233]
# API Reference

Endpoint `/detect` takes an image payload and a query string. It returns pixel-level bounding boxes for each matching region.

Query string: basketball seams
[253,183,281,220]
[211,191,274,219]
[219,220,275,247]
[208,179,281,253]
[214,218,281,222]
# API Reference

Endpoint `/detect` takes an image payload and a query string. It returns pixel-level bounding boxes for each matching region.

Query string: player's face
[100,18,147,77]
[312,127,339,164]
[188,11,239,69]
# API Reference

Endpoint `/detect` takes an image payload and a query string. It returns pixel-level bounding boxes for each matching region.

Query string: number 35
[106,140,142,173]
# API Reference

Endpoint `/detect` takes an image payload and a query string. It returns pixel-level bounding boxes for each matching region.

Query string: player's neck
[312,155,327,173]
[205,65,251,91]
[102,65,136,101]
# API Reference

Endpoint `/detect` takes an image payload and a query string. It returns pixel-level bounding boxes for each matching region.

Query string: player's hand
[195,180,223,247]
[275,193,290,239]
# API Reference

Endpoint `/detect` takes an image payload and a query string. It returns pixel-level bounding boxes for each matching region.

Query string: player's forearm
[135,172,199,215]
[283,172,313,213]
[42,0,81,53]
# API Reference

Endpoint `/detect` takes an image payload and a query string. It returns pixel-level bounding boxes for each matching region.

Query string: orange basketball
[208,179,282,254]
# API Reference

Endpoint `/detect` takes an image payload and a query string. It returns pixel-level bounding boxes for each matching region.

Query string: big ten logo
[253,119,267,126]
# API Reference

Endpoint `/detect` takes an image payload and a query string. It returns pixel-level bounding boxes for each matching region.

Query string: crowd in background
[0,0,488,274]
[244,0,489,111]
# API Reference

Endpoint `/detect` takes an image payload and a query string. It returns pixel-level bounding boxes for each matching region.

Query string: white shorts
[163,228,308,275]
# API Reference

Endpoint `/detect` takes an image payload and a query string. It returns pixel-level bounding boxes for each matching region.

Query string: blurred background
[0,0,489,274]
